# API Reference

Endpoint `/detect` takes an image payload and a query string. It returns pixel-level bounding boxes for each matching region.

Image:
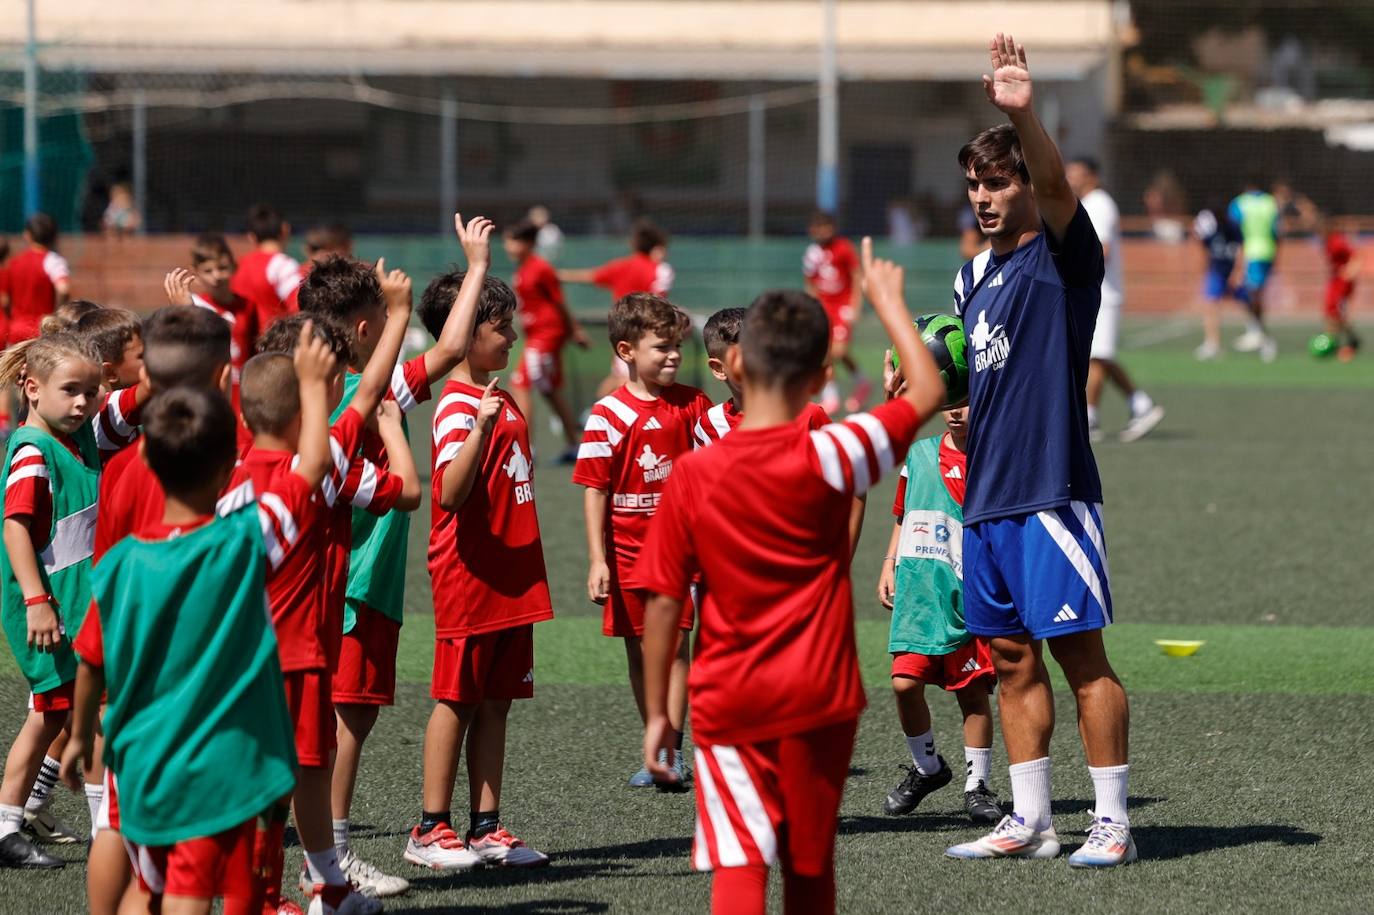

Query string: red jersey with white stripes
[636,398,922,744]
[572,384,710,586]
[802,237,859,312]
[191,292,259,386]
[4,247,69,342]
[93,387,142,463]
[231,249,300,333]
[692,399,831,449]
[513,255,570,350]
[428,380,552,638]
[591,253,674,301]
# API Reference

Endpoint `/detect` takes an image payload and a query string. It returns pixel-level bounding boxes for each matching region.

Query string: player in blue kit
[1193,203,1249,361]
[941,35,1134,868]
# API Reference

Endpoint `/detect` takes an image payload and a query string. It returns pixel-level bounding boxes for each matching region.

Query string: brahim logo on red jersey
[503,442,534,504]
[636,445,672,483]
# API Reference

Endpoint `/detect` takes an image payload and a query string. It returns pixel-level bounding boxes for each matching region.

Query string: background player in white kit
[1065,158,1165,444]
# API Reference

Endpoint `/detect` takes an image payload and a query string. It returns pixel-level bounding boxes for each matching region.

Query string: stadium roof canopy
[0,0,1116,81]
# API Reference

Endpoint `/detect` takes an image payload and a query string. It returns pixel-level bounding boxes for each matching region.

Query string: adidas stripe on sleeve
[808,400,920,498]
[93,387,143,463]
[432,387,481,477]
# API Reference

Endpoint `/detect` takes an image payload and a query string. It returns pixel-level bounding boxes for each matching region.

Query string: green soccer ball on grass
[1308,333,1337,358]
[891,314,969,407]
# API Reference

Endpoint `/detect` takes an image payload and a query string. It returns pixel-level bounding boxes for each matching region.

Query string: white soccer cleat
[1259,336,1278,363]
[945,814,1061,860]
[402,822,483,872]
[1232,329,1264,353]
[1193,341,1221,362]
[466,827,549,868]
[1068,817,1137,868]
[340,851,410,897]
[23,803,82,845]
[304,884,382,915]
[1120,405,1166,443]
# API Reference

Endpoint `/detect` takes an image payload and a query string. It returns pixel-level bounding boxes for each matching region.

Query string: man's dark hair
[958,124,1030,183]
[741,290,830,388]
[141,306,231,390]
[304,222,352,255]
[143,387,237,495]
[239,353,299,436]
[504,219,540,245]
[1069,156,1100,176]
[702,307,746,360]
[418,271,516,341]
[25,212,58,248]
[297,255,383,324]
[191,233,235,268]
[256,313,353,363]
[246,203,286,241]
[631,219,668,255]
[608,293,690,348]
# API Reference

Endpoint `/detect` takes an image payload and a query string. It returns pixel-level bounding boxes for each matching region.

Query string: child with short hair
[503,219,590,463]
[573,292,709,787]
[404,270,553,870]
[635,244,945,914]
[232,203,302,332]
[4,213,71,346]
[183,233,259,384]
[876,403,1002,824]
[0,332,104,870]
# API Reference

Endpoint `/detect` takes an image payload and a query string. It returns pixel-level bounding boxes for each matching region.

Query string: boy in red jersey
[1320,216,1362,360]
[232,204,301,333]
[232,270,410,913]
[803,211,870,415]
[573,292,709,788]
[182,234,259,384]
[636,245,944,915]
[4,213,71,346]
[503,220,590,464]
[403,272,553,871]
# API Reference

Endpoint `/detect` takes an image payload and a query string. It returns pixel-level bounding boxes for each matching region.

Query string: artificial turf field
[2,316,1372,913]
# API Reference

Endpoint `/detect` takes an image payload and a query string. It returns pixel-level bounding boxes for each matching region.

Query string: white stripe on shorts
[1036,506,1108,618]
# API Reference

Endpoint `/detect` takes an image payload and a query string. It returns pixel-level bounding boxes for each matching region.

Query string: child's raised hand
[374,257,413,317]
[292,320,337,388]
[860,237,905,308]
[475,378,502,431]
[163,268,195,307]
[454,213,494,270]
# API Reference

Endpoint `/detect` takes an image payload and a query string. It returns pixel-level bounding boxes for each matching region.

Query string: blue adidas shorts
[963,501,1113,641]
[1202,263,1249,303]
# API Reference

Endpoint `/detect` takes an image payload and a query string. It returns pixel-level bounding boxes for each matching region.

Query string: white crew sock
[905,730,940,775]
[1088,764,1130,825]
[964,746,991,792]
[85,782,104,836]
[306,848,347,887]
[332,818,350,857]
[25,755,61,812]
[1086,405,1099,428]
[0,803,23,839]
[1008,757,1053,832]
[1130,391,1154,418]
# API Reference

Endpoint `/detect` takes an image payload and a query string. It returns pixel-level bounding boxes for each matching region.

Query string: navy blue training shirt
[952,203,1104,525]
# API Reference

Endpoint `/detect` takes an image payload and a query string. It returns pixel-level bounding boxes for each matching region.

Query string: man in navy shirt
[943,34,1135,869]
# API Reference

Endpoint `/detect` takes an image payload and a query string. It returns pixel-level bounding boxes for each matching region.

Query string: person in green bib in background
[0,333,103,870]
[876,403,1003,827]
[1229,178,1281,362]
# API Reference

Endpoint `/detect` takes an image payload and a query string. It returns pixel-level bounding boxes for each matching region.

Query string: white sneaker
[466,826,549,868]
[1233,329,1264,353]
[304,884,382,915]
[1259,336,1278,363]
[1120,405,1165,443]
[340,851,409,897]
[402,822,483,871]
[1194,341,1220,362]
[23,803,82,844]
[945,814,1061,860]
[1068,817,1137,868]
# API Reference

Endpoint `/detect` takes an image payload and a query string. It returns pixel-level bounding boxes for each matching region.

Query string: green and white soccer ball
[891,313,969,407]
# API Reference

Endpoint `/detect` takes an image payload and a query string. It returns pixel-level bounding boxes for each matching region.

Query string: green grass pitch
[2,317,1372,913]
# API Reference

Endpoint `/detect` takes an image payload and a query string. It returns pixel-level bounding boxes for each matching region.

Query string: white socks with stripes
[964,746,991,792]
[25,755,61,812]
[905,730,940,775]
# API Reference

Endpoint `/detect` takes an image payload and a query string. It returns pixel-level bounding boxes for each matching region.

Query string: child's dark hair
[809,210,837,229]
[246,203,286,242]
[142,387,237,495]
[73,308,143,366]
[608,293,690,348]
[504,220,539,245]
[297,255,383,326]
[141,306,231,390]
[239,353,299,436]
[0,332,101,388]
[958,124,1030,183]
[418,271,516,341]
[191,233,235,268]
[702,307,746,360]
[25,213,59,248]
[740,290,830,388]
[631,219,668,255]
[304,222,352,255]
[256,313,353,364]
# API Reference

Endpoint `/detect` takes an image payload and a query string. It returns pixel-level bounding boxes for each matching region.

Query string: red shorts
[692,718,857,874]
[822,301,855,345]
[98,767,120,832]
[29,681,74,713]
[332,602,400,706]
[891,638,995,692]
[604,586,695,638]
[283,670,336,768]
[511,342,564,395]
[129,817,256,902]
[1325,279,1354,321]
[431,625,535,703]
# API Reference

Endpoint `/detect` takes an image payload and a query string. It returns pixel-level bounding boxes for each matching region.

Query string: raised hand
[454,213,494,270]
[475,378,502,431]
[860,237,905,308]
[163,268,195,307]
[982,33,1032,115]
[374,257,413,316]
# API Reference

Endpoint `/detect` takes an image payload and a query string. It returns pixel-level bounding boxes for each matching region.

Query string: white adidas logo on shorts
[960,658,980,673]
[1053,604,1080,624]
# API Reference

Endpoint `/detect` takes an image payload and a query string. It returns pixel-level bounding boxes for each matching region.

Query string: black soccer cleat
[882,757,952,816]
[964,781,1005,824]
[0,832,65,869]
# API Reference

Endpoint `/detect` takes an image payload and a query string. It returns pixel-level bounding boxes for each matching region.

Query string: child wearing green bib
[0,333,103,870]
[876,405,1003,825]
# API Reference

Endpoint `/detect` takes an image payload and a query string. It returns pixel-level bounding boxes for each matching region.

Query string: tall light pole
[816,0,839,214]
[23,0,40,218]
